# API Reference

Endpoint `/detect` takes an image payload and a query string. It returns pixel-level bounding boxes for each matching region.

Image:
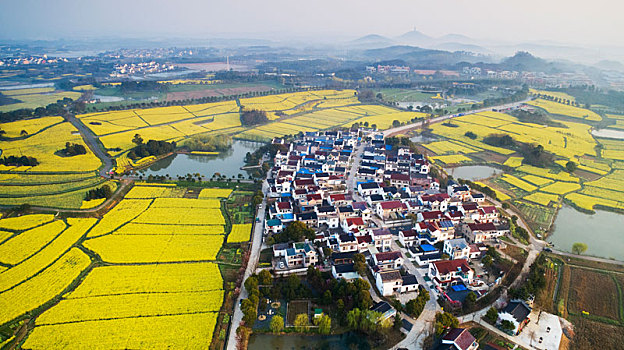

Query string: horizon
[1,0,622,48]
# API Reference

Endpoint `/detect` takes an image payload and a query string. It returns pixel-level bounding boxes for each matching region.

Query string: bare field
[570,316,624,350]
[568,268,619,321]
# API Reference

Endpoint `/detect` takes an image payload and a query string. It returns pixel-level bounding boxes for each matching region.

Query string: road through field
[383,98,533,137]
[226,175,269,350]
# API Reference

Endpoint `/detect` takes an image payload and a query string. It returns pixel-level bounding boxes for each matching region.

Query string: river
[444,165,502,181]
[549,205,624,261]
[138,140,264,178]
[248,332,371,350]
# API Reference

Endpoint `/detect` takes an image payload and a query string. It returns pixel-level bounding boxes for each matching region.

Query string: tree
[269,315,284,333]
[484,307,498,324]
[272,221,315,244]
[565,161,577,173]
[463,291,477,311]
[258,269,272,285]
[572,242,588,255]
[132,133,143,146]
[500,320,515,332]
[314,314,331,335]
[353,253,367,276]
[464,131,477,140]
[294,314,309,333]
[434,312,459,335]
[321,290,332,305]
[393,314,402,331]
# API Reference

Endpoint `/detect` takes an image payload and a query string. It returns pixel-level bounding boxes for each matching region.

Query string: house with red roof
[341,217,366,234]
[373,251,404,270]
[460,221,502,243]
[389,173,410,187]
[375,200,406,219]
[399,229,419,247]
[439,328,479,350]
[429,259,474,290]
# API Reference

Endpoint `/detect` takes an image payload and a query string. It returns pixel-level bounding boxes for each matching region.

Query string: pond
[591,128,624,140]
[444,165,502,181]
[549,205,624,261]
[248,332,371,350]
[410,133,437,144]
[138,140,264,178]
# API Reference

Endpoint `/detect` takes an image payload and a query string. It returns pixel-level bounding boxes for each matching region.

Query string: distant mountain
[500,51,561,72]
[432,42,492,55]
[595,60,624,71]
[348,34,395,49]
[437,34,475,44]
[360,45,488,66]
[396,30,433,46]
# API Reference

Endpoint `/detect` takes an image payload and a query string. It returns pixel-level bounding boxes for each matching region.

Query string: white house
[429,259,473,290]
[375,270,403,296]
[373,251,404,270]
[443,238,471,260]
[372,228,392,251]
[497,300,532,335]
[358,182,384,197]
[331,263,361,281]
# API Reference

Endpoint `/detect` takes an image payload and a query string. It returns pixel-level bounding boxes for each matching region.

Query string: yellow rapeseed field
[198,188,233,198]
[500,174,537,192]
[0,116,64,138]
[0,214,55,231]
[84,234,223,263]
[36,290,224,325]
[540,181,581,195]
[67,262,223,298]
[0,218,95,292]
[0,248,90,325]
[227,224,252,243]
[0,220,66,265]
[114,222,223,235]
[86,199,152,237]
[523,192,560,206]
[0,122,102,172]
[526,99,601,121]
[22,313,219,349]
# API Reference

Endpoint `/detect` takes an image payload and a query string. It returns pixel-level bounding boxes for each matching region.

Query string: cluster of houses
[265,129,510,305]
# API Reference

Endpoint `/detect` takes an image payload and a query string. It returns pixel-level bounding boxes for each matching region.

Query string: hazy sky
[0,0,622,46]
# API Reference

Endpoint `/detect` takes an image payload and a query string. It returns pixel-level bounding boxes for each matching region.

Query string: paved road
[66,114,114,177]
[391,240,441,349]
[382,98,533,138]
[226,176,269,350]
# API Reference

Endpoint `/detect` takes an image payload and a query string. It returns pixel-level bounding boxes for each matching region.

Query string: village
[234,127,565,350]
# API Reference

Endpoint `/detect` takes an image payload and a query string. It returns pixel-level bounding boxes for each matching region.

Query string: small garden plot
[500,174,537,192]
[286,300,309,326]
[521,174,553,186]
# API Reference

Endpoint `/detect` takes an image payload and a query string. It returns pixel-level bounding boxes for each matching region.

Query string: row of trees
[0,97,82,124]
[0,155,39,166]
